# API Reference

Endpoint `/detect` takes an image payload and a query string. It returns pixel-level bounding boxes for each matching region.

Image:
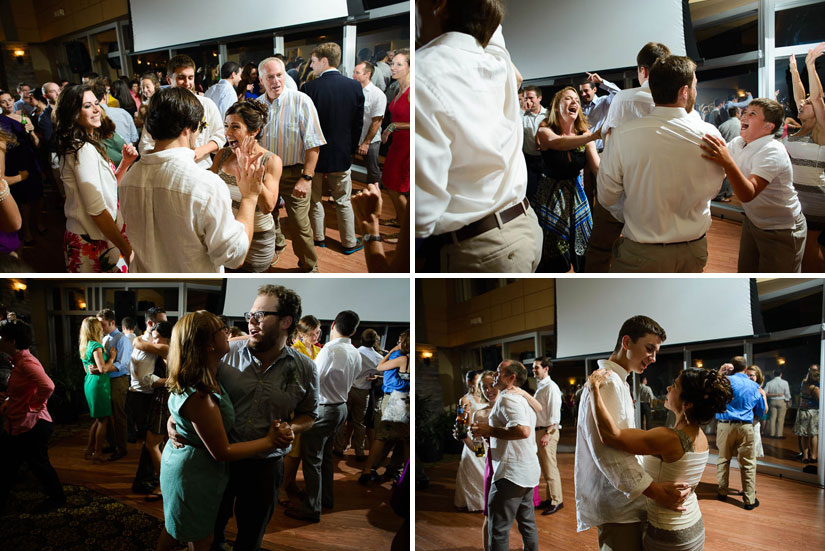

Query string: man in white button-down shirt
[532,357,563,515]
[585,42,671,272]
[287,310,362,523]
[415,0,543,272]
[473,360,539,551]
[575,316,689,551]
[120,87,262,272]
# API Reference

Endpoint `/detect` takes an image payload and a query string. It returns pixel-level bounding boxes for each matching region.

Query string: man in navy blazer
[302,42,365,255]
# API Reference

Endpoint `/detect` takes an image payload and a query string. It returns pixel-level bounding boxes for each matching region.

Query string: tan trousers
[610,236,708,273]
[767,399,788,437]
[716,421,757,504]
[276,166,318,271]
[108,375,129,455]
[597,522,643,551]
[440,206,543,273]
[737,213,806,273]
[310,170,358,249]
[535,430,562,505]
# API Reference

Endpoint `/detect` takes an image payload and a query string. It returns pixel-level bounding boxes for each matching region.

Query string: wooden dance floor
[416,438,825,551]
[45,419,402,551]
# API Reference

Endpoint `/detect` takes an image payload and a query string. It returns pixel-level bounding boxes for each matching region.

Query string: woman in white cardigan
[55,84,136,272]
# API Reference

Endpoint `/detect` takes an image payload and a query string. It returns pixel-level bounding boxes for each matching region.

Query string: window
[64,288,88,311]
[776,3,825,47]
[760,287,823,332]
[697,62,759,112]
[695,14,758,59]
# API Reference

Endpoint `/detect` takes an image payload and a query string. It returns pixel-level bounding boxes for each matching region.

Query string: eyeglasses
[244,311,281,323]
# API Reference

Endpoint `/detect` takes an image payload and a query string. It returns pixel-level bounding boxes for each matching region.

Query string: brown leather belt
[436,198,530,247]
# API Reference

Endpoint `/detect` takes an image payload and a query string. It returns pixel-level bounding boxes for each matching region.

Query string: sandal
[379,218,399,228]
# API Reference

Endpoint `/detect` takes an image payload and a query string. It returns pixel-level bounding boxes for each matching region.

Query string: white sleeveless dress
[454,394,488,511]
[642,429,708,551]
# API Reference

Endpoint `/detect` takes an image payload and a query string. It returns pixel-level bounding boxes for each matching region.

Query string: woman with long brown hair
[156,311,281,551]
[55,84,136,272]
[534,86,601,272]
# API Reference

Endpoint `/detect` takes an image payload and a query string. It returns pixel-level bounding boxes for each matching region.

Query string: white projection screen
[503,0,686,81]
[555,279,757,359]
[130,0,349,53]
[222,278,409,323]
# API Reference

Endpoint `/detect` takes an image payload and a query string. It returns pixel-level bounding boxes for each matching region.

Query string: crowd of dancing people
[0,42,409,273]
[445,315,804,551]
[415,0,825,273]
[0,285,410,550]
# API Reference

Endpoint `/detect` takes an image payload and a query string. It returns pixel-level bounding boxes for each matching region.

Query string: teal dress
[160,385,235,542]
[82,341,112,418]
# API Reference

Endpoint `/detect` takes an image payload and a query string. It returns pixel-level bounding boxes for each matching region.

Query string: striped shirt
[256,89,326,165]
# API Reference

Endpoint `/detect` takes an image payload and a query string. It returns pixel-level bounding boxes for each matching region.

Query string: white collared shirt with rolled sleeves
[138,91,226,169]
[535,376,562,429]
[575,359,652,532]
[360,81,386,145]
[119,147,249,273]
[415,26,527,238]
[315,337,362,405]
[597,106,725,244]
[489,390,540,489]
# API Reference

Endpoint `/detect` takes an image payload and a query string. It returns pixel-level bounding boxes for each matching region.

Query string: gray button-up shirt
[218,340,319,458]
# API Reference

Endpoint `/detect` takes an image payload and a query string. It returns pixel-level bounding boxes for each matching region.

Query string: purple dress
[0,114,43,204]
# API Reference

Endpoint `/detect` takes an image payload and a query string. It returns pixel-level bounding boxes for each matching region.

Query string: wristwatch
[300,173,313,181]
[363,233,383,242]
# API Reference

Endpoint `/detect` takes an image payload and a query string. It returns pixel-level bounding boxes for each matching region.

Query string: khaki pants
[333,387,370,456]
[108,375,129,455]
[535,429,562,506]
[440,206,543,273]
[597,522,642,551]
[610,236,708,273]
[737,213,806,273]
[716,421,757,504]
[585,201,623,272]
[310,170,358,249]
[767,399,788,437]
[277,166,318,271]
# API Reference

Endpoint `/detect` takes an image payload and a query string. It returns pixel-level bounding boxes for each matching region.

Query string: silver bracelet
[0,179,10,202]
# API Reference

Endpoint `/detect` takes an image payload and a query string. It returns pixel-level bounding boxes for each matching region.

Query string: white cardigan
[60,142,121,240]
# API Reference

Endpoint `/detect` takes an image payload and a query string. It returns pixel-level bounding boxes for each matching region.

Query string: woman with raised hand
[535,86,600,272]
[587,367,733,551]
[156,311,282,551]
[210,101,282,271]
[79,316,118,463]
[785,43,825,271]
[55,84,136,272]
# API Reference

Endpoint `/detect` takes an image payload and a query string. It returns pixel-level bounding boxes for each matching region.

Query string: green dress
[160,384,235,542]
[82,341,112,418]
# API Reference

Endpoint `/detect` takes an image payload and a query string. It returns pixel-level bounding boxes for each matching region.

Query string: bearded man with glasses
[170,284,318,551]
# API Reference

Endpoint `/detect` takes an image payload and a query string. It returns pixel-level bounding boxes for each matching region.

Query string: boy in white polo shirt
[700,98,805,272]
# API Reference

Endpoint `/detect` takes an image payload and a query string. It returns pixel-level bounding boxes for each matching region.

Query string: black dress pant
[0,419,64,507]
[211,455,284,551]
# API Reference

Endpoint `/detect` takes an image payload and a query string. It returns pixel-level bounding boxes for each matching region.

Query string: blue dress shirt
[103,328,133,379]
[716,372,765,422]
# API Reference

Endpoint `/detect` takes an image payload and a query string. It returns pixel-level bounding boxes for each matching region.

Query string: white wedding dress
[454,393,488,511]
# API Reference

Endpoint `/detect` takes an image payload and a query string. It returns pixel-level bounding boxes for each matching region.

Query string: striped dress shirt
[255,89,326,165]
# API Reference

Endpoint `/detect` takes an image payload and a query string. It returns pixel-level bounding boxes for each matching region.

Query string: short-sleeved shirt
[255,89,326,166]
[729,135,800,230]
[217,340,319,458]
[360,81,387,145]
[489,390,540,488]
[382,350,409,393]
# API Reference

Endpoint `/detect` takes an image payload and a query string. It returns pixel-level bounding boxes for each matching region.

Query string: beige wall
[35,0,129,43]
[421,279,555,349]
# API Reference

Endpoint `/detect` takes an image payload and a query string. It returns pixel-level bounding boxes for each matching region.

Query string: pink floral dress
[64,159,128,273]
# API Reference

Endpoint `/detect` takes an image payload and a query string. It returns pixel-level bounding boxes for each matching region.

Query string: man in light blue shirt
[715,356,766,509]
[579,73,620,152]
[97,308,133,461]
[91,81,139,143]
[13,82,35,118]
[205,61,243,120]
[212,284,318,551]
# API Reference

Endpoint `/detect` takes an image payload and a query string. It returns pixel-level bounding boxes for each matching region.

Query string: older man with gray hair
[256,56,327,272]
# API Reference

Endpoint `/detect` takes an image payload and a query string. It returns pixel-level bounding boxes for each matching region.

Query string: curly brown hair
[54,84,109,163]
[225,100,269,140]
[679,367,733,425]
